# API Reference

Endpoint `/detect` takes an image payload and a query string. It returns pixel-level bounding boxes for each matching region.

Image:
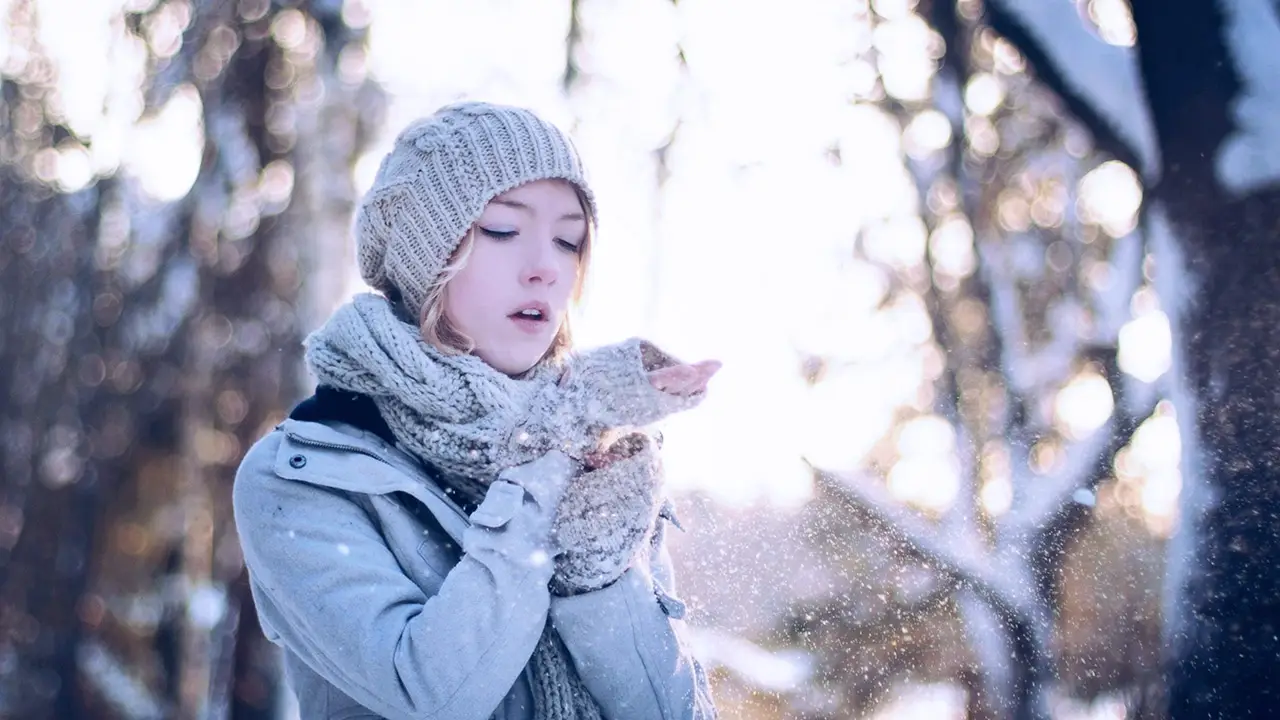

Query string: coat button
[288,454,307,469]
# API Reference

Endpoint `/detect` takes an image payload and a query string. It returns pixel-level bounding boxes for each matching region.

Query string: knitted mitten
[565,338,704,429]
[516,339,704,466]
[549,432,665,596]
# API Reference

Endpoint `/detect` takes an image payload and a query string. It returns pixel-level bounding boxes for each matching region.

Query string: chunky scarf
[304,293,684,720]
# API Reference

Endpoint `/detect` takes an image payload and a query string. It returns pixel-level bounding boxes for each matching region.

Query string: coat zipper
[284,430,393,466]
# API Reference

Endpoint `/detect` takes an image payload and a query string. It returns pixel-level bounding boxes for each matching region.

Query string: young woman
[233,101,720,719]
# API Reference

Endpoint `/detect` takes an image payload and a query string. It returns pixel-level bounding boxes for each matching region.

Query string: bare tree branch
[977,236,1073,398]
[562,0,584,93]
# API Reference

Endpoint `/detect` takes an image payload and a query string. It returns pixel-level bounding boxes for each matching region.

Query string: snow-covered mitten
[514,338,704,465]
[549,432,665,595]
[565,338,705,429]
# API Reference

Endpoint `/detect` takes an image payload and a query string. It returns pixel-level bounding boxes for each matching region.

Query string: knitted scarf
[303,293,660,720]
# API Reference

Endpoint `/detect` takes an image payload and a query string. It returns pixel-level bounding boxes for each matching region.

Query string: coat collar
[289,386,396,444]
[274,408,473,546]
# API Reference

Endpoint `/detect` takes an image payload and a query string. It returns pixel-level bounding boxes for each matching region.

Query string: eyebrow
[491,198,585,222]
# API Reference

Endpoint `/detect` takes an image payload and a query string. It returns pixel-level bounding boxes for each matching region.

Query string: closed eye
[556,238,582,253]
[479,227,517,240]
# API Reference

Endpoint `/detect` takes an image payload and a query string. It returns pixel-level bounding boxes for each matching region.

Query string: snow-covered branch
[958,590,1016,714]
[686,627,814,695]
[977,238,1038,398]
[1149,202,1214,653]
[78,640,168,720]
[1000,412,1118,539]
[985,0,1159,178]
[1214,0,1280,194]
[1001,356,1160,547]
[810,466,1037,620]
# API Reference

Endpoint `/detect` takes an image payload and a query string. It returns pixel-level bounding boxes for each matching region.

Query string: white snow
[186,582,226,630]
[1215,0,1280,193]
[988,0,1160,179]
[1148,202,1215,653]
[77,640,167,720]
[686,627,813,694]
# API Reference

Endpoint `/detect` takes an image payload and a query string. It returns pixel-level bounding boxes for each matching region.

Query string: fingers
[684,360,721,394]
[646,365,687,392]
[648,359,722,395]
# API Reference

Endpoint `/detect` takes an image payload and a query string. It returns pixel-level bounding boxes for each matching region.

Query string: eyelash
[478,227,581,253]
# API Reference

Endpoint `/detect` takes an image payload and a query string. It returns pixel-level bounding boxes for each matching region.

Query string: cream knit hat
[355,101,598,320]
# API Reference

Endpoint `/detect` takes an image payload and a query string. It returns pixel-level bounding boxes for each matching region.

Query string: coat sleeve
[233,431,569,720]
[549,507,718,719]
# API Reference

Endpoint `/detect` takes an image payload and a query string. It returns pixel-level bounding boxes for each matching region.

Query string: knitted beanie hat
[355,101,599,320]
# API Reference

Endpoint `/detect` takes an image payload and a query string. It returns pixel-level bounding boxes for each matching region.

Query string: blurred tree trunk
[1125,2,1280,717]
[0,1,379,717]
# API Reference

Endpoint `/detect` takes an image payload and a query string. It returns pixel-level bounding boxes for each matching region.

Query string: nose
[520,233,559,287]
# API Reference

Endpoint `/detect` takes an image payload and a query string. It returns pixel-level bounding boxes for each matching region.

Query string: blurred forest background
[1,0,1277,718]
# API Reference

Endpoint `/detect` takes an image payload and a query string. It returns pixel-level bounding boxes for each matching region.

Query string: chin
[479,345,550,377]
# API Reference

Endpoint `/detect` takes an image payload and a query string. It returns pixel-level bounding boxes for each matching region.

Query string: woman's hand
[576,359,714,469]
[647,359,721,396]
[550,431,664,595]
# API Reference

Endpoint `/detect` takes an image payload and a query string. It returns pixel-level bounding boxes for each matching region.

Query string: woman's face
[444,179,587,375]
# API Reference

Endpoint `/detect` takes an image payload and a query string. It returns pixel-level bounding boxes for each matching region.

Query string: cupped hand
[647,359,722,396]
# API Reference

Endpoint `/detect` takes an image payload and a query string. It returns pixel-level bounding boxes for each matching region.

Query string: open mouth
[508,302,552,332]
[509,308,547,322]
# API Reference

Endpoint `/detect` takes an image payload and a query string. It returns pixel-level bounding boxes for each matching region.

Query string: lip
[508,300,553,335]
[509,300,552,318]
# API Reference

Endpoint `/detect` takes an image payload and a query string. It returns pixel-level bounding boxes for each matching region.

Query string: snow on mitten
[562,338,705,432]
[549,432,665,596]
[512,337,704,465]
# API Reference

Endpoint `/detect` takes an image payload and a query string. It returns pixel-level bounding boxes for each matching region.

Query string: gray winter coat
[232,412,715,720]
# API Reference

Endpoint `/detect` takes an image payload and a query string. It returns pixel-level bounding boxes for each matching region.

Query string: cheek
[446,245,508,316]
[555,255,582,302]
[443,275,485,326]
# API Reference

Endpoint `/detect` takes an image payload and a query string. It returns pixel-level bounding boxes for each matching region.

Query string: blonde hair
[417,185,594,365]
